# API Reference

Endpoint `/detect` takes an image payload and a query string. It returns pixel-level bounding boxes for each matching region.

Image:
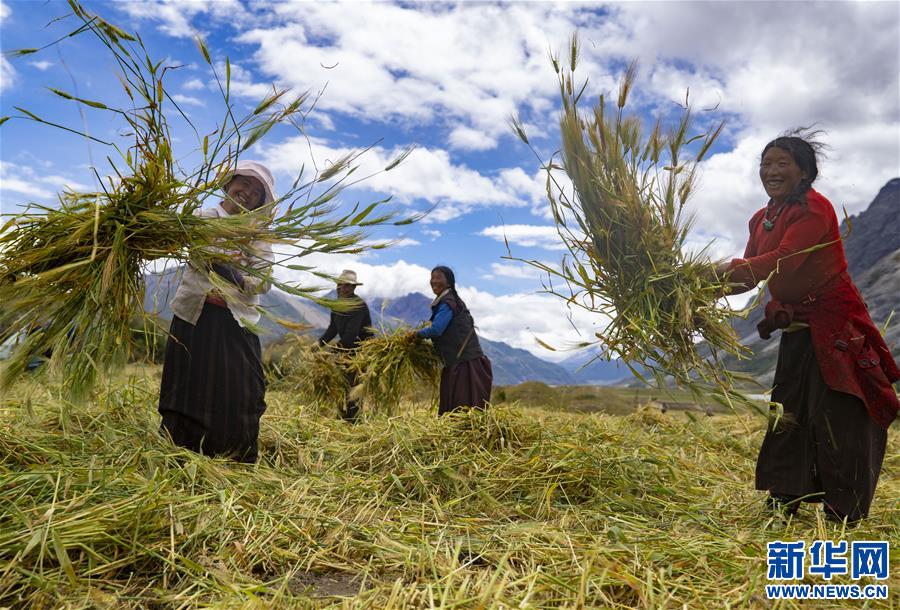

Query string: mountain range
[143,275,580,385]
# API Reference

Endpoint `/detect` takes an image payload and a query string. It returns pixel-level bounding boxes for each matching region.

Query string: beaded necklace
[763,201,787,231]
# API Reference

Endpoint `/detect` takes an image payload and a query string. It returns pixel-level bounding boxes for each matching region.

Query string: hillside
[143,269,328,344]
[368,293,575,386]
[143,276,574,386]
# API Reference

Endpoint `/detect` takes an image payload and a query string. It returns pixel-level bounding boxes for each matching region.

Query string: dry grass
[1,370,896,608]
[347,327,443,415]
[510,35,754,407]
[268,335,350,417]
[0,1,412,399]
[269,328,442,417]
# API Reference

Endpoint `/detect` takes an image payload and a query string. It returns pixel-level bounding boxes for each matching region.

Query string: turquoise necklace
[763,201,786,231]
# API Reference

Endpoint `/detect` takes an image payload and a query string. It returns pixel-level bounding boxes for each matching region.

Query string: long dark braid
[761,128,827,205]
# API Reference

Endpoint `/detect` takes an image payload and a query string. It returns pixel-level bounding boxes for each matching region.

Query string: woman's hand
[714,261,732,279]
[210,262,245,290]
[701,260,734,297]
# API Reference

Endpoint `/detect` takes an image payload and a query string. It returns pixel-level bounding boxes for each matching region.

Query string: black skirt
[158,302,266,463]
[755,329,887,520]
[438,355,493,416]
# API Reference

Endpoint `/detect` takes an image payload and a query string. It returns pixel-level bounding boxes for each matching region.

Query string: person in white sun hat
[319,269,374,422]
[159,160,277,463]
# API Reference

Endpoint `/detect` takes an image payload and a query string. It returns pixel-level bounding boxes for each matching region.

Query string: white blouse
[170,203,274,329]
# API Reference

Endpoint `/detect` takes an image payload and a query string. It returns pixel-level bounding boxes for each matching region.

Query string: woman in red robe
[721,133,899,523]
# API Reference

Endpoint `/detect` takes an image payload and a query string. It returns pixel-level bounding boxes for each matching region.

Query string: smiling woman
[0,1,412,398]
[721,131,900,523]
[415,266,493,415]
[158,161,276,463]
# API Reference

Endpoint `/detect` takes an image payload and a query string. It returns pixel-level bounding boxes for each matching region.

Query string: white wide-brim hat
[230,160,276,205]
[336,269,362,285]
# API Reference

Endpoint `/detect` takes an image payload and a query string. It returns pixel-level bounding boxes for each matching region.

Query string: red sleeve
[728,211,829,288]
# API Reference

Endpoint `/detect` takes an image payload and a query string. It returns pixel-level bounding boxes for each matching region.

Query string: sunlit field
[2,367,897,608]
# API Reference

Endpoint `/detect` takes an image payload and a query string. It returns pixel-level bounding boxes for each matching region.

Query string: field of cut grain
[1,368,897,609]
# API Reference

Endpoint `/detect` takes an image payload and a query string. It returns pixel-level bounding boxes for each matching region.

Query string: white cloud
[647,63,724,112]
[182,78,205,90]
[172,93,204,107]
[0,1,8,19]
[460,286,607,363]
[116,0,249,38]
[29,60,53,71]
[448,126,496,152]
[0,175,54,201]
[111,1,898,166]
[483,261,550,281]
[422,229,441,240]
[260,137,543,219]
[364,237,420,249]
[114,2,897,234]
[215,61,275,99]
[238,4,590,150]
[0,55,15,94]
[479,224,564,250]
[0,162,91,204]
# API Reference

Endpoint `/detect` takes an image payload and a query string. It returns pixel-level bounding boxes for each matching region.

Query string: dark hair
[431,265,455,289]
[761,128,828,204]
[431,265,469,311]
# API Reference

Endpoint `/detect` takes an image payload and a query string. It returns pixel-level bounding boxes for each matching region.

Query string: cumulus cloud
[113,1,896,233]
[448,126,496,152]
[259,136,547,219]
[0,161,92,203]
[479,224,564,250]
[116,0,249,38]
[238,3,596,150]
[172,93,204,107]
[29,60,53,71]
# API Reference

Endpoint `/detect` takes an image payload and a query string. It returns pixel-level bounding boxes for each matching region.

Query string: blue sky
[2,1,898,361]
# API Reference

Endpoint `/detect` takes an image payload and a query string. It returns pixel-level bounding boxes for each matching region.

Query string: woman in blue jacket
[417,266,492,415]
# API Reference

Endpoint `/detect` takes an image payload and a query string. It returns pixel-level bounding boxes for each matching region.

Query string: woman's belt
[757,272,850,340]
[205,293,228,308]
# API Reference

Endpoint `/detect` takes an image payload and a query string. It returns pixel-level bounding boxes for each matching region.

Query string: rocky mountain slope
[143,276,575,386]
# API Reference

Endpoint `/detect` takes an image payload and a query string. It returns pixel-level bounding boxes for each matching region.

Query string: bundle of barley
[269,335,350,414]
[347,327,442,415]
[511,35,750,402]
[0,2,411,398]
